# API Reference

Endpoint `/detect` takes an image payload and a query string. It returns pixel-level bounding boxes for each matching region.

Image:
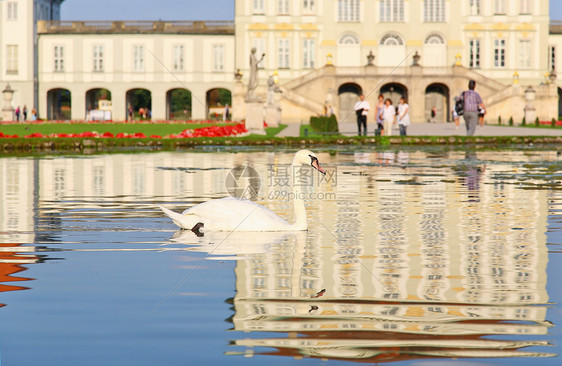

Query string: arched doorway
[380,83,408,106]
[125,88,151,121]
[423,34,447,67]
[85,88,111,121]
[378,33,406,67]
[425,83,450,122]
[47,88,71,120]
[337,83,362,123]
[166,88,192,120]
[206,88,232,120]
[337,33,360,67]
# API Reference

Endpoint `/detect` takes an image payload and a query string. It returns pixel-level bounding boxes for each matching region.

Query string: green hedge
[310,115,338,133]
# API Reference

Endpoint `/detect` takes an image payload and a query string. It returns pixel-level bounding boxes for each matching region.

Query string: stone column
[191,88,207,120]
[232,74,246,122]
[71,88,86,121]
[151,89,166,121]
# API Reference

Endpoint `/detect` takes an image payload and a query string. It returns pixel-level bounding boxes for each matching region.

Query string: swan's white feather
[160,149,320,232]
[181,197,291,231]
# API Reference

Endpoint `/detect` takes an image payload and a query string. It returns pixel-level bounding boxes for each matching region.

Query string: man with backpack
[457,80,485,136]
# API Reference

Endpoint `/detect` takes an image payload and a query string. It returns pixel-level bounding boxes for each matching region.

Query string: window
[173,44,184,71]
[518,39,531,68]
[424,0,445,22]
[133,45,144,71]
[380,34,403,46]
[469,39,480,68]
[93,45,104,72]
[213,44,224,71]
[469,0,480,15]
[253,0,264,14]
[303,0,315,14]
[54,45,64,72]
[520,0,532,14]
[278,39,290,68]
[252,38,266,68]
[380,0,404,22]
[494,39,506,68]
[7,2,17,20]
[338,0,359,22]
[278,0,289,14]
[303,39,315,68]
[549,45,556,71]
[494,0,506,14]
[425,34,444,44]
[6,45,18,74]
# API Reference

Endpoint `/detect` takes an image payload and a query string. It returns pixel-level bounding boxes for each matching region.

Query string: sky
[61,0,562,20]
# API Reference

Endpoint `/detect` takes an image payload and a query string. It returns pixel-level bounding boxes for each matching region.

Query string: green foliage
[169,89,192,119]
[309,115,339,133]
[521,116,526,126]
[508,116,514,126]
[535,117,540,126]
[498,116,501,125]
[129,89,151,110]
[552,118,557,127]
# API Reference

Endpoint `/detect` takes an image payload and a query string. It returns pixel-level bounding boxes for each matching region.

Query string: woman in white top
[382,98,396,136]
[397,97,410,136]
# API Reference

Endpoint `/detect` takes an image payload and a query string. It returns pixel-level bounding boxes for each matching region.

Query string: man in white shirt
[354,94,370,136]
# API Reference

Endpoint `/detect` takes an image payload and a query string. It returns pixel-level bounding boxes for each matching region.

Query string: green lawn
[0,122,233,137]
[264,124,287,137]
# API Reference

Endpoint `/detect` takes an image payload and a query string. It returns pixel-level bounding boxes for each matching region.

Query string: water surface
[0,148,561,365]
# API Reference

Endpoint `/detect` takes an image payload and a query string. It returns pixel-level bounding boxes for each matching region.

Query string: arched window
[380,34,404,46]
[423,34,447,67]
[339,34,359,45]
[425,34,445,44]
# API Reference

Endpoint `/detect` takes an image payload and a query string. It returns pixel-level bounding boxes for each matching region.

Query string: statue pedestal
[524,107,536,124]
[2,107,13,122]
[265,106,280,127]
[245,101,266,135]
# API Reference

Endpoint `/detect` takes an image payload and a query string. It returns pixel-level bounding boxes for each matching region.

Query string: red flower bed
[168,123,247,138]
[0,123,248,139]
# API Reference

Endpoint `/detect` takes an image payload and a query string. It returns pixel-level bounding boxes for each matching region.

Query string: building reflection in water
[0,150,559,361]
[221,150,556,362]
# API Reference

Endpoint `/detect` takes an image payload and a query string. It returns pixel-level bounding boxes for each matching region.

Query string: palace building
[1,0,561,123]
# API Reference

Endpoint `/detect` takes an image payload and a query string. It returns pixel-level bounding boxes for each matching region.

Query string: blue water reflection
[0,148,560,365]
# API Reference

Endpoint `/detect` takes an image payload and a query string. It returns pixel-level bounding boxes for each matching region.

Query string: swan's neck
[291,162,308,230]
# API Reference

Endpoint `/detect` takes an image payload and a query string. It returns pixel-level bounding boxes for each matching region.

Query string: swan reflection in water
[168,229,303,260]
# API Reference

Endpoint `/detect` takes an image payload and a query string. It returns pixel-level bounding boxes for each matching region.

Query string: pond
[0,147,560,365]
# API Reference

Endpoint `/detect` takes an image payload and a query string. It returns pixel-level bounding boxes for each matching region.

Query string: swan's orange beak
[312,159,326,175]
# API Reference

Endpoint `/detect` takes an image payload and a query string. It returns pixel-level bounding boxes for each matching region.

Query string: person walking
[354,93,370,136]
[397,97,410,136]
[375,94,384,136]
[430,106,437,123]
[223,104,230,122]
[23,105,28,121]
[382,98,396,136]
[15,106,20,121]
[461,80,485,136]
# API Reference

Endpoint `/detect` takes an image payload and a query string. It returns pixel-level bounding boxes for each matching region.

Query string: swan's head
[293,150,326,175]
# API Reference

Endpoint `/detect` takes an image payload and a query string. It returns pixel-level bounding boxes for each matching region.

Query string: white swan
[159,149,325,232]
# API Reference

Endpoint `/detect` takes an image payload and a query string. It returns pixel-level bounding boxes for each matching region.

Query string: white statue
[246,47,265,101]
